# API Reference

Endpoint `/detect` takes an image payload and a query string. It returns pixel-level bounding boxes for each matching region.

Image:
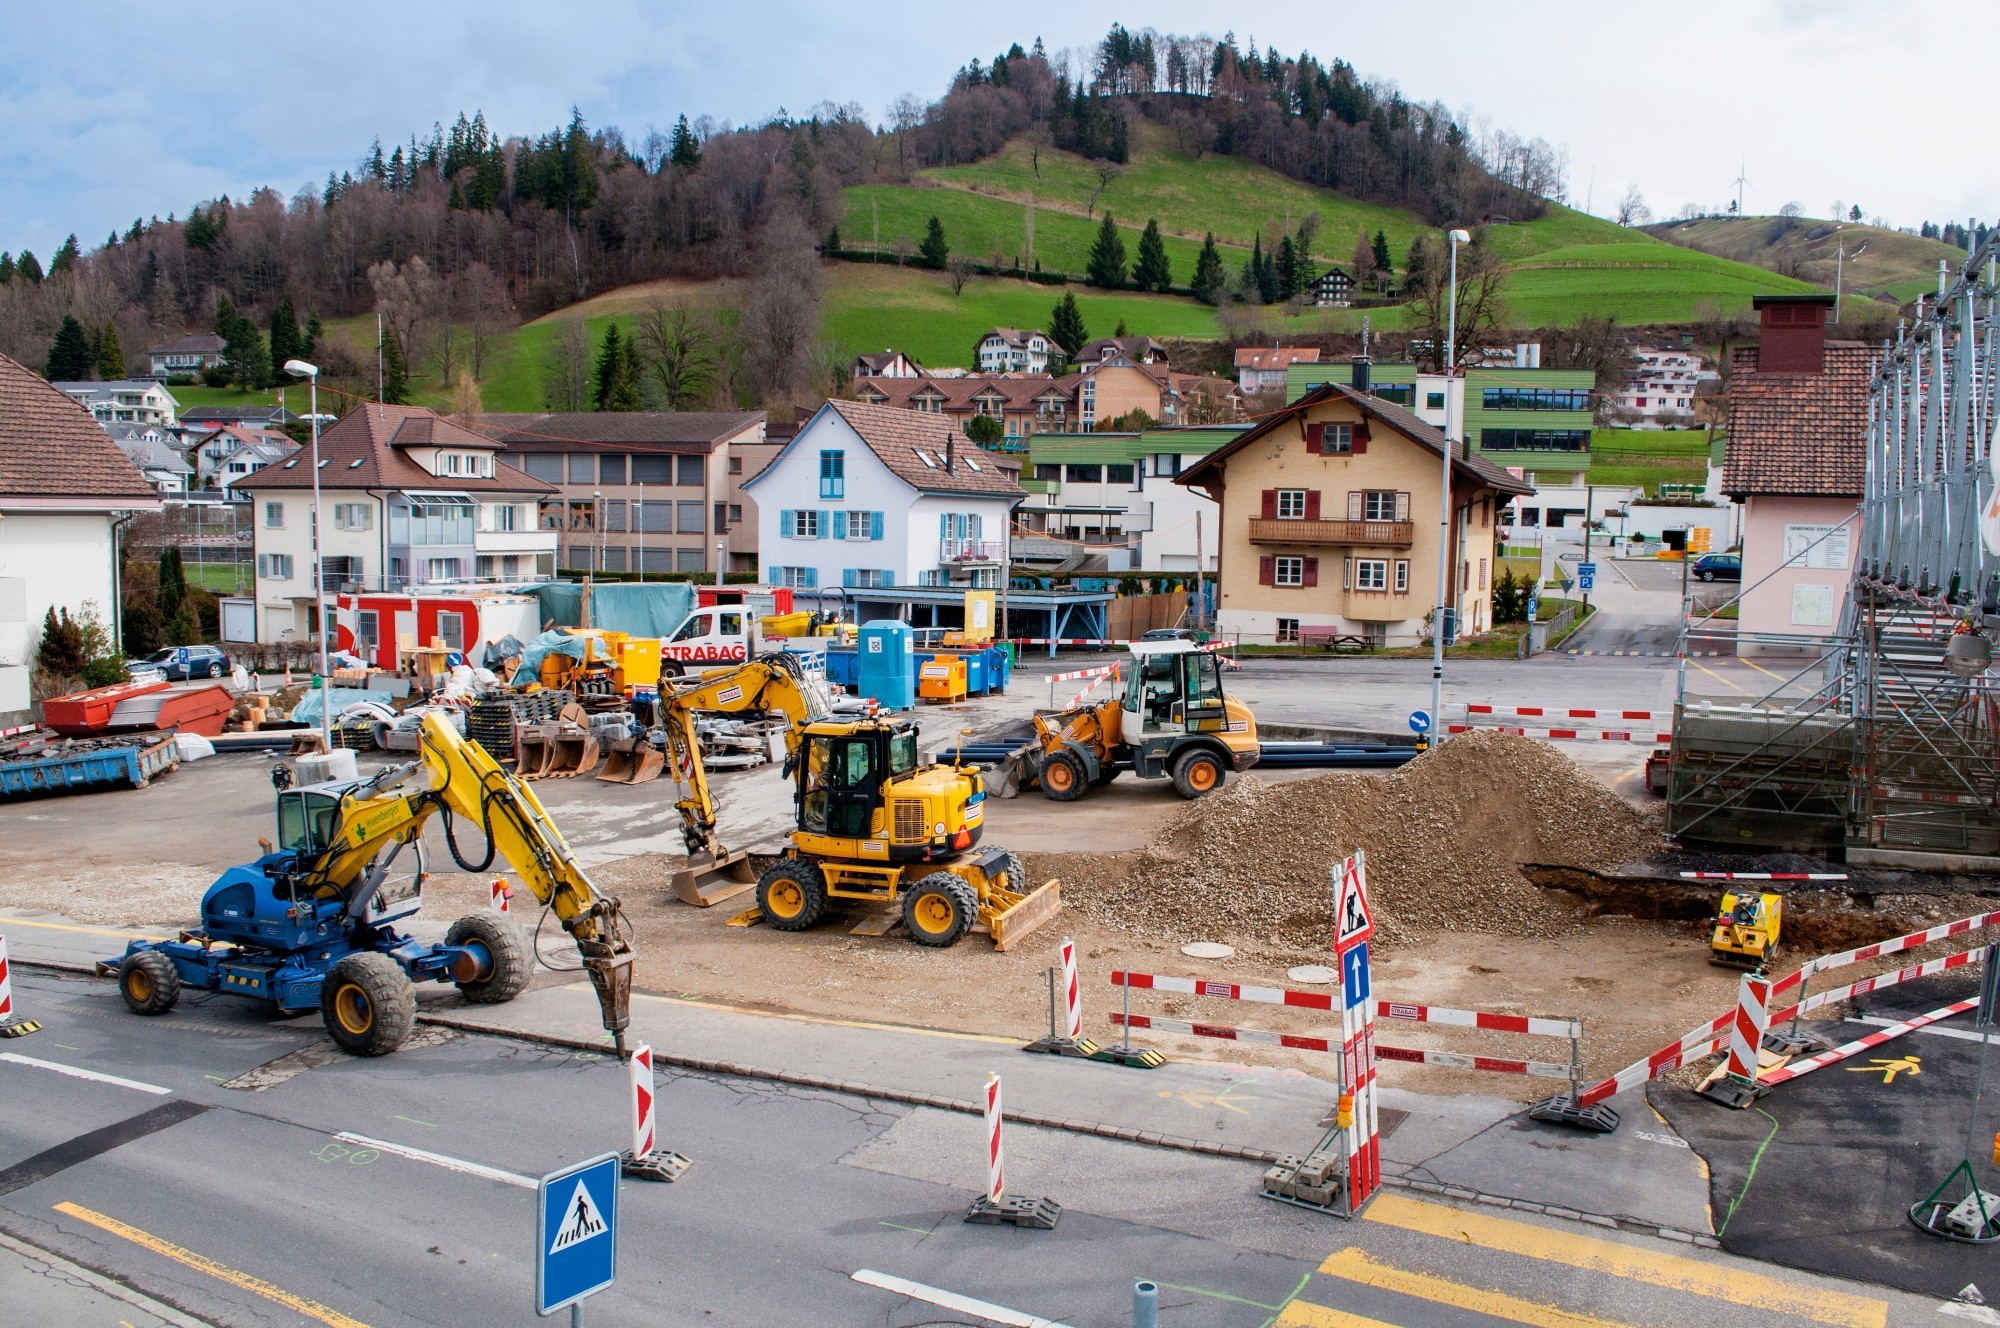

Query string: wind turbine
[1731,161,1754,217]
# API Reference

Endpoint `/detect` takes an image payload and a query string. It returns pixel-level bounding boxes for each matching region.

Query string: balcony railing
[1247,518,1414,547]
[941,539,1004,563]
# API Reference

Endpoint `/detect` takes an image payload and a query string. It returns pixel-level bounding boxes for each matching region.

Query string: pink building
[1721,295,1870,655]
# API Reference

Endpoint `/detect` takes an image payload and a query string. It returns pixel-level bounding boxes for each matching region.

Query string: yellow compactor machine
[657,653,1061,949]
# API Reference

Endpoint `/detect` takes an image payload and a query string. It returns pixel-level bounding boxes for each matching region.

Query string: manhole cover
[1288,964,1337,984]
[1179,942,1235,960]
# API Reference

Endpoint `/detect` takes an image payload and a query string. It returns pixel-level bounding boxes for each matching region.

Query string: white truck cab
[660,605,824,674]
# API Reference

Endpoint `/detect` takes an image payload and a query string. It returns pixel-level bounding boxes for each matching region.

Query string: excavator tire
[118,950,181,1016]
[1039,749,1088,802]
[321,952,417,1056]
[902,872,977,948]
[445,914,531,1005]
[1092,763,1118,786]
[1170,748,1226,800]
[990,848,1029,895]
[757,858,829,932]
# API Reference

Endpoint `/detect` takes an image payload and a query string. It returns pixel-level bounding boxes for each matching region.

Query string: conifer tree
[1190,233,1226,305]
[157,547,187,622]
[1133,218,1171,292]
[593,325,642,410]
[268,295,303,375]
[48,234,81,275]
[1087,211,1127,289]
[15,250,42,284]
[95,322,125,379]
[1371,229,1392,274]
[45,316,95,380]
[303,312,323,357]
[918,216,950,269]
[1047,291,1088,358]
[380,326,409,403]
[669,114,701,170]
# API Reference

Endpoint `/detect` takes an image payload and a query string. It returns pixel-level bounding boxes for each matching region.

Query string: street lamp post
[282,359,331,749]
[635,481,644,583]
[594,489,603,573]
[1431,229,1472,745]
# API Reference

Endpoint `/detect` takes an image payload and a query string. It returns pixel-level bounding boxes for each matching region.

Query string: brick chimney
[1752,294,1836,374]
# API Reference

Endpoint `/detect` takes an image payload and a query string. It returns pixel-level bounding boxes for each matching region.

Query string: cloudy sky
[2,0,1988,260]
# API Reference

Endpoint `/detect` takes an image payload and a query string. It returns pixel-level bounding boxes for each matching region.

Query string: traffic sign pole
[1333,850,1379,1212]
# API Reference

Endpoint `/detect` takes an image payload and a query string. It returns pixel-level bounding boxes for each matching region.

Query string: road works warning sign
[1334,850,1373,955]
[536,1153,618,1316]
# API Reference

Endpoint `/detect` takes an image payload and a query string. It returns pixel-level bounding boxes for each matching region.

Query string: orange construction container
[42,679,170,736]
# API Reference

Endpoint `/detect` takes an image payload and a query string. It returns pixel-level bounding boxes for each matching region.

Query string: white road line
[0,1052,171,1095]
[851,1269,1075,1328]
[334,1132,537,1189]
[1857,1016,1994,1045]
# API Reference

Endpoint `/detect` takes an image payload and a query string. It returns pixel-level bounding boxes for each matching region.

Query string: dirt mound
[1051,730,1662,951]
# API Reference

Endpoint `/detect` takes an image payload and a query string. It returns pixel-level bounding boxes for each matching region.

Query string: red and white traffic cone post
[964,1073,1061,1228]
[1024,937,1101,1058]
[1700,971,1774,1109]
[619,1043,691,1181]
[490,879,512,915]
[0,935,42,1039]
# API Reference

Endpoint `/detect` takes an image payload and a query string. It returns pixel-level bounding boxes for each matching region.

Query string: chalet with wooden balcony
[1177,382,1532,647]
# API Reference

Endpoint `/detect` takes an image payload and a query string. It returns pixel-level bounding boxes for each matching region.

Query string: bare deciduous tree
[741,212,826,407]
[454,262,514,381]
[946,254,978,295]
[542,316,592,412]
[1615,186,1651,227]
[1087,161,1123,218]
[634,298,717,409]
[1407,242,1508,372]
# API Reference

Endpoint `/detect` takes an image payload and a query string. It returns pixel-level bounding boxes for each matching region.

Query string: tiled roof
[477,411,765,451]
[181,405,298,424]
[236,403,551,493]
[1077,336,1166,364]
[1234,347,1322,370]
[1720,343,1873,498]
[149,333,225,355]
[979,327,1045,348]
[853,374,1071,411]
[1176,382,1533,498]
[0,353,159,501]
[806,400,1026,498]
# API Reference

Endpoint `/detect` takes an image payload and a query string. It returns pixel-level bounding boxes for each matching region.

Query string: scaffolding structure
[1668,234,2000,865]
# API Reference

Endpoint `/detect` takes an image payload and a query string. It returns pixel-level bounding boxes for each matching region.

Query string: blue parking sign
[1343,943,1371,1010]
[537,1153,619,1317]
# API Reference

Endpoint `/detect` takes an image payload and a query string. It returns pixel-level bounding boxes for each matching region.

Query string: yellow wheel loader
[1020,640,1258,802]
[658,653,1061,949]
[1710,891,1782,968]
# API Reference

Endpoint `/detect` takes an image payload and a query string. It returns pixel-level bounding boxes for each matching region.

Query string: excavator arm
[292,712,639,1055]
[659,653,831,860]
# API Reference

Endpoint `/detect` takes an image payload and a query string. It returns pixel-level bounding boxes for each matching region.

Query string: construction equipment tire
[1170,748,1226,800]
[118,950,181,1016]
[902,872,977,948]
[1040,750,1088,802]
[758,858,829,932]
[321,952,417,1056]
[988,847,1029,894]
[445,914,530,1005]
[1092,762,1118,786]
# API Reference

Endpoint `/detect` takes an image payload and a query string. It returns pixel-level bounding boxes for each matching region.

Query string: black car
[140,645,232,680]
[1139,627,1196,642]
[1692,553,1742,583]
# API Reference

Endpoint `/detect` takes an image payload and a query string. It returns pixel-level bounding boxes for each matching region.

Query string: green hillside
[1642,215,1964,304]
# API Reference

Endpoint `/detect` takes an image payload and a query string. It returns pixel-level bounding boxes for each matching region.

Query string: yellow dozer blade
[981,877,1063,951]
[598,737,666,785]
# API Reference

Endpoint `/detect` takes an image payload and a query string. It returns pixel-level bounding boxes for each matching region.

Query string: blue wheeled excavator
[99,712,637,1057]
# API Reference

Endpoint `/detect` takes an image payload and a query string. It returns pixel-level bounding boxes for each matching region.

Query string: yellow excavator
[100,712,636,1058]
[657,652,1061,949]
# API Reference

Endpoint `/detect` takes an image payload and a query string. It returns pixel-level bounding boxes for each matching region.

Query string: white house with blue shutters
[744,399,1025,595]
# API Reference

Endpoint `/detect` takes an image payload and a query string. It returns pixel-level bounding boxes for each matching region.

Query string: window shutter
[1303,490,1321,521]
[1351,419,1370,454]
[1260,489,1278,519]
[871,511,884,540]
[842,568,857,587]
[780,509,794,537]
[940,513,949,539]
[1303,556,1319,587]
[1258,556,1275,586]
[1305,422,1324,453]
[833,511,848,540]
[1395,492,1411,522]
[1348,491,1364,521]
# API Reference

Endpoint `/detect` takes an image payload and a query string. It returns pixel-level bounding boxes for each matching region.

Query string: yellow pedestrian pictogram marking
[1848,1055,1921,1084]
[1360,1193,1886,1328]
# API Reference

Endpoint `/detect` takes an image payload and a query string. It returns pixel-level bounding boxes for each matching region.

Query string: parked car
[138,644,232,680]
[1139,627,1196,642]
[1692,553,1742,582]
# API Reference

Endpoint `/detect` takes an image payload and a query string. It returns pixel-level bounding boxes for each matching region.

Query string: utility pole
[1194,510,1205,632]
[1582,485,1593,616]
[635,481,644,583]
[1432,230,1471,742]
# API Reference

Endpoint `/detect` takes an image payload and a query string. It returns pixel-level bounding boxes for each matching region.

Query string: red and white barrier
[1113,971,1578,1039]
[1375,1046,1573,1079]
[1061,668,1120,709]
[1776,910,2000,997]
[1447,722,1673,743]
[630,1043,657,1159]
[1786,947,1985,1020]
[0,934,15,1020]
[1679,872,1849,881]
[1755,1000,1978,1089]
[984,1073,1004,1205]
[1046,664,1117,685]
[490,879,512,914]
[1106,1013,1571,1079]
[1465,705,1664,721]
[1060,938,1081,1041]
[1723,973,1771,1083]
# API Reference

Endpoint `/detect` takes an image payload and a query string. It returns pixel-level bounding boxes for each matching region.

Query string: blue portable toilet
[857,620,915,710]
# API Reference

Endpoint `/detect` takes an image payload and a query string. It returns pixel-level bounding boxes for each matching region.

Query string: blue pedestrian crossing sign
[1343,943,1372,1010]
[537,1152,619,1317]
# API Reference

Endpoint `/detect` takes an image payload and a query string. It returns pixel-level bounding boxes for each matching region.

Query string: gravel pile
[1056,730,1662,951]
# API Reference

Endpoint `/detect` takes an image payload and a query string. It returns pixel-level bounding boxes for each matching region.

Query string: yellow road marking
[1277,1301,1399,1328]
[1362,1194,1885,1328]
[1318,1248,1632,1328]
[1848,1055,1921,1084]
[1686,658,1750,695]
[1738,656,1788,683]
[52,1203,372,1328]
[631,991,1021,1045]
[0,917,169,941]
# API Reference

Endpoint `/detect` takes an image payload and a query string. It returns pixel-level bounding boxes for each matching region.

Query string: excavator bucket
[981,878,1063,951]
[542,729,601,779]
[670,849,757,907]
[598,737,666,785]
[515,724,560,778]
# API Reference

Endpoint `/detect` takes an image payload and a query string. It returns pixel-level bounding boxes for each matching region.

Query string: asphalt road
[0,966,1957,1327]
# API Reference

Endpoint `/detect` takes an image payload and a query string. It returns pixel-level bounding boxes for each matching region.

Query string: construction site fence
[1574,909,2000,1108]
[1108,971,1579,1082]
